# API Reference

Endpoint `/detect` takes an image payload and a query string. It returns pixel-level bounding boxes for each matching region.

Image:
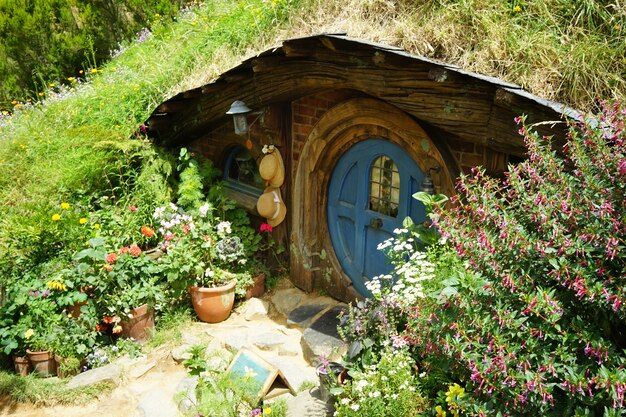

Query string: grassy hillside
[0,0,186,110]
[0,0,623,282]
[0,0,303,283]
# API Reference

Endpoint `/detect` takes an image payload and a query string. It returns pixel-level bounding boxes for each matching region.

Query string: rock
[301,305,348,364]
[66,362,122,389]
[252,332,289,352]
[129,360,156,379]
[175,376,199,414]
[243,298,270,321]
[286,388,334,417]
[271,288,305,318]
[287,303,329,328]
[171,345,193,363]
[222,327,250,351]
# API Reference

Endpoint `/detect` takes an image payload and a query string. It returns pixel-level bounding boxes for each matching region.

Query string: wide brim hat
[259,148,285,188]
[256,186,287,227]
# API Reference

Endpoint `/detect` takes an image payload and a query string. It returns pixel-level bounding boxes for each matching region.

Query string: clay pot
[245,273,266,299]
[121,303,155,342]
[13,355,31,376]
[189,281,235,323]
[26,349,56,377]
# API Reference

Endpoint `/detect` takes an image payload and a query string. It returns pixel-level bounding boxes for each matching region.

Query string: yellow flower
[24,329,34,339]
[52,213,61,221]
[38,92,44,97]
[514,5,521,12]
[93,223,100,229]
[445,383,465,403]
[79,217,87,224]
[61,202,70,210]
[263,408,272,415]
[435,405,447,417]
[47,280,67,291]
[67,313,73,318]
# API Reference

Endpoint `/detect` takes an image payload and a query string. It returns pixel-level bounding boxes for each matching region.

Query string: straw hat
[259,146,285,188]
[256,186,286,227]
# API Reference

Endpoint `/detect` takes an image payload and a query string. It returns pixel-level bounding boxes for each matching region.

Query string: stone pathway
[0,281,347,417]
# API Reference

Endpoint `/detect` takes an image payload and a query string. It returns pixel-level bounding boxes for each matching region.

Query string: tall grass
[282,0,625,111]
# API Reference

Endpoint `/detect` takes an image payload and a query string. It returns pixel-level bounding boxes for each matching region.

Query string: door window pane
[369,155,400,217]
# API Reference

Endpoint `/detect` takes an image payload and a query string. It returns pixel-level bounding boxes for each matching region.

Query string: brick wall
[291,91,354,176]
[447,140,487,175]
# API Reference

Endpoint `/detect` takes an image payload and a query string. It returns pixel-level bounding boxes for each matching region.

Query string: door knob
[369,218,383,230]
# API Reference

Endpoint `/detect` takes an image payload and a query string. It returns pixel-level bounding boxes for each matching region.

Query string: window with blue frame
[223,146,264,196]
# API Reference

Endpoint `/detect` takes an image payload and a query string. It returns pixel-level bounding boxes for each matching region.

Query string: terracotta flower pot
[189,281,236,323]
[245,273,266,299]
[26,349,56,377]
[13,355,31,376]
[121,303,155,342]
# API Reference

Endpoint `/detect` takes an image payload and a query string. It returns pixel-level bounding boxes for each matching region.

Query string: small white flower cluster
[216,220,231,235]
[334,348,420,416]
[262,144,275,154]
[153,203,194,236]
[367,226,435,308]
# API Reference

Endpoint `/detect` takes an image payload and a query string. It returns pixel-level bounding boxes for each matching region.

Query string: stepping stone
[66,362,122,389]
[252,332,289,351]
[301,305,348,364]
[271,288,305,317]
[129,360,156,379]
[287,304,329,328]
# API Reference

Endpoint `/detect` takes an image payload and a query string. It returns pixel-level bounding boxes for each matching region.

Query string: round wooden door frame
[291,97,455,298]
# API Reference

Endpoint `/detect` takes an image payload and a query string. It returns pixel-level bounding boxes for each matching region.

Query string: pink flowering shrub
[408,101,626,415]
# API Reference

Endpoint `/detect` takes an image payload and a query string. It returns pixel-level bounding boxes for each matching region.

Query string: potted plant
[50,311,98,377]
[316,355,350,402]
[153,200,256,323]
[100,243,165,341]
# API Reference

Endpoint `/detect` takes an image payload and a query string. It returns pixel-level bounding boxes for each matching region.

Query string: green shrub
[407,101,626,415]
[333,347,428,417]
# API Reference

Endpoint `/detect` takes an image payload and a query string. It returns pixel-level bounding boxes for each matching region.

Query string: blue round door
[327,138,427,296]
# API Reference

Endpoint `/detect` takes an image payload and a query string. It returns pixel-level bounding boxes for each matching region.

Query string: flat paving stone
[287,304,328,328]
[271,288,305,317]
[66,362,122,389]
[301,305,348,363]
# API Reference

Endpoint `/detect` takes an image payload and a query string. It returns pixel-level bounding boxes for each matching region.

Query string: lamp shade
[227,101,252,135]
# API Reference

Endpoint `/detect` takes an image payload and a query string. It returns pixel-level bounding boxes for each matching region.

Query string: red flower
[141,226,155,237]
[260,223,273,233]
[128,205,138,212]
[118,246,130,255]
[106,252,118,264]
[129,245,142,257]
[102,315,119,324]
[95,324,106,332]
[112,325,123,334]
[183,224,191,234]
[103,264,113,272]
